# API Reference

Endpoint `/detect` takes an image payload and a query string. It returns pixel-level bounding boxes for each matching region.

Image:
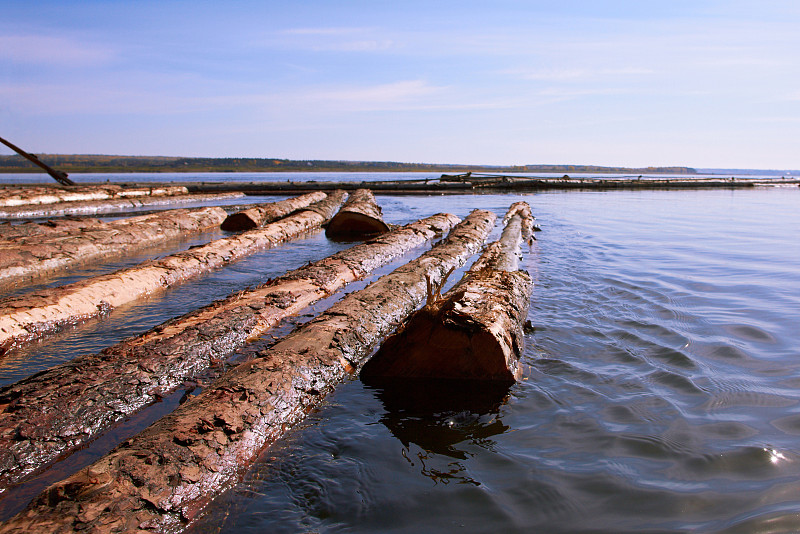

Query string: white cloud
[0,35,114,66]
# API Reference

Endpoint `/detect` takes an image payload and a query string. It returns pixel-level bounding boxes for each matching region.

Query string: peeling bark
[220,192,327,231]
[0,207,229,291]
[0,192,243,219]
[361,202,535,382]
[325,188,390,238]
[0,185,188,208]
[0,192,347,354]
[0,209,495,533]
[0,212,460,492]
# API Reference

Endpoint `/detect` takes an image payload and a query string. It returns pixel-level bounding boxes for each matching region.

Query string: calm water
[1,180,799,532]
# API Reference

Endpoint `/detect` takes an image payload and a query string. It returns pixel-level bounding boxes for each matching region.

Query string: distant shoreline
[0,154,697,175]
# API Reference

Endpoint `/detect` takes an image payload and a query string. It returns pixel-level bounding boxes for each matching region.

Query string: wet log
[325,188,390,238]
[0,192,347,354]
[0,210,495,532]
[0,184,188,208]
[361,202,535,382]
[0,207,228,291]
[220,191,326,231]
[0,212,459,490]
[0,192,243,219]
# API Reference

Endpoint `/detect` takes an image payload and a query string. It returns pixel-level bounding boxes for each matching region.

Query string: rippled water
[184,187,800,533]
[2,184,800,532]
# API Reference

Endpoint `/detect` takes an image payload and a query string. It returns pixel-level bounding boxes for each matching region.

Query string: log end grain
[361,269,532,383]
[325,212,391,239]
[220,211,257,232]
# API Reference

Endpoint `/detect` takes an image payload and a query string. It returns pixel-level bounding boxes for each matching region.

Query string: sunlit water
[1,183,799,532]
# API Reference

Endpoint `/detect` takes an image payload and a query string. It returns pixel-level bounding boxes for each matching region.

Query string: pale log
[0,210,495,532]
[361,202,535,382]
[0,192,243,219]
[220,191,326,231]
[0,185,188,208]
[0,192,347,354]
[325,188,390,238]
[0,212,459,491]
[0,207,228,291]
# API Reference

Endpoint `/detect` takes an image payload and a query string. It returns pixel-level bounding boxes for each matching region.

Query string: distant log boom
[0,212,460,491]
[221,191,327,231]
[0,210,495,532]
[0,207,228,291]
[325,188,390,238]
[361,202,535,382]
[0,192,346,354]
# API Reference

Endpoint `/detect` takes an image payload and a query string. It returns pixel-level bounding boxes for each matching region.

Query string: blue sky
[2,1,799,168]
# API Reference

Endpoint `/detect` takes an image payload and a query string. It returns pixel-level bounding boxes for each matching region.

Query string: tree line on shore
[0,154,696,175]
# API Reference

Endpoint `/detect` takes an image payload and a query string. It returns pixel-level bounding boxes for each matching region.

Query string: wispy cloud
[272,27,395,52]
[0,35,114,66]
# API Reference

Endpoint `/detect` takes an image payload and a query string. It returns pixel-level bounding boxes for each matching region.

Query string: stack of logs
[0,184,537,533]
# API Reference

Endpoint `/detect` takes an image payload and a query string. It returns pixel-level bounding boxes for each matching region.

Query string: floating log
[0,192,347,355]
[0,207,228,291]
[325,188,390,238]
[361,202,535,382]
[220,191,326,231]
[0,212,459,491]
[0,210,495,532]
[0,192,243,219]
[0,184,188,208]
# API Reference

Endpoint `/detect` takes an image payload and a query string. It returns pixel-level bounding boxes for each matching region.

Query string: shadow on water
[363,377,511,482]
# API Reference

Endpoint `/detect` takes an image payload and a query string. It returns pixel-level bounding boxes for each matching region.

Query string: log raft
[325,188,390,239]
[0,212,460,491]
[0,185,188,208]
[220,191,326,231]
[361,202,535,382]
[0,192,243,219]
[0,209,495,533]
[0,192,346,355]
[0,207,229,292]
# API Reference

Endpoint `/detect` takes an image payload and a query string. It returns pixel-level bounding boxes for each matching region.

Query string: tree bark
[220,192,326,231]
[0,209,495,533]
[361,202,535,382]
[0,207,229,291]
[0,185,188,208]
[325,188,390,238]
[0,212,459,491]
[0,192,347,355]
[0,192,243,219]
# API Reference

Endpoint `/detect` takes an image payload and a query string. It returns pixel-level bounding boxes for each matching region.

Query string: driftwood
[361,202,535,382]
[0,192,243,219]
[0,192,347,355]
[0,212,459,491]
[0,207,228,291]
[0,137,74,186]
[325,188,390,238]
[220,192,326,231]
[0,184,188,208]
[0,209,495,533]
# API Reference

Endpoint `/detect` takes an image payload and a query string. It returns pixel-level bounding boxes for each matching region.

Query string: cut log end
[362,269,531,383]
[220,211,257,231]
[325,212,391,239]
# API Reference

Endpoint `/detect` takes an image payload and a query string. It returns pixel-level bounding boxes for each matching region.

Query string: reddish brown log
[325,188,390,238]
[0,210,495,533]
[0,192,347,354]
[0,192,243,219]
[0,212,459,491]
[0,207,228,291]
[0,185,188,208]
[361,202,535,382]
[220,191,327,231]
